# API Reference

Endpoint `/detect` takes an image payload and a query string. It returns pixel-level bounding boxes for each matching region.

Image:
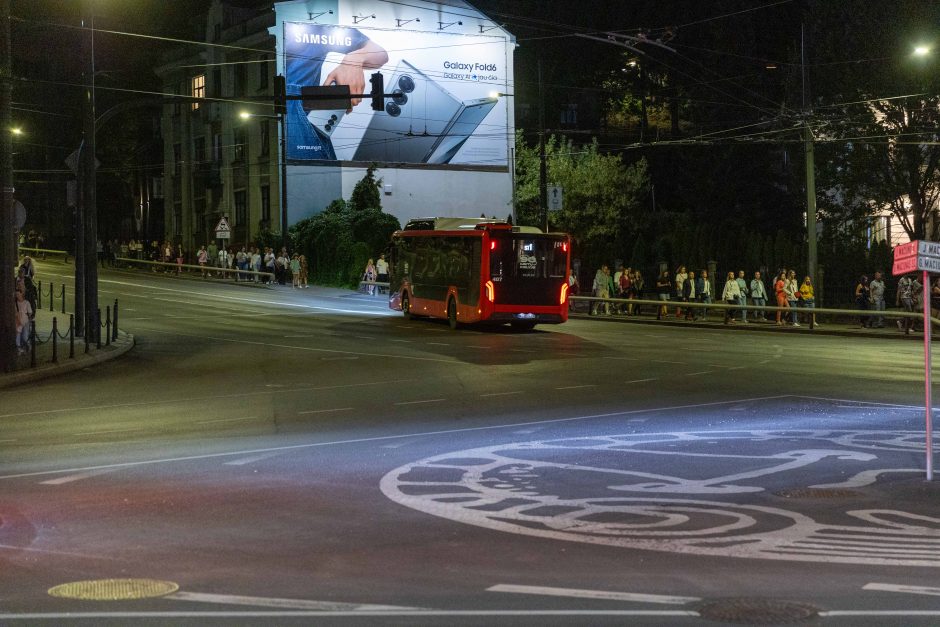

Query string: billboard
[283,22,509,167]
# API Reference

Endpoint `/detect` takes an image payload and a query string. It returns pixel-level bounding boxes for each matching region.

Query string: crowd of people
[13,255,37,355]
[583,262,927,331]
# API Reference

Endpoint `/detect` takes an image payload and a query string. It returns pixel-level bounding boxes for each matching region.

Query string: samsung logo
[295,32,353,47]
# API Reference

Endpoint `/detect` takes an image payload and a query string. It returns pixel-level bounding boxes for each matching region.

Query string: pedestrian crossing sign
[214,216,231,239]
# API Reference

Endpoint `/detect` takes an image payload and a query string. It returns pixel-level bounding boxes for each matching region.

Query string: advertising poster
[283,22,509,166]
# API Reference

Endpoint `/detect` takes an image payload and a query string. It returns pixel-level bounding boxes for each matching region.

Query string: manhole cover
[48,578,179,601]
[698,598,819,624]
[774,488,859,499]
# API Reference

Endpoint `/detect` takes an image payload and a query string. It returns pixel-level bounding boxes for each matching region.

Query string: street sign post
[893,240,938,480]
[548,185,563,212]
[214,216,231,241]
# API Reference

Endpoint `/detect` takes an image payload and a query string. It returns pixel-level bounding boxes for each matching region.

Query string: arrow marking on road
[40,469,116,485]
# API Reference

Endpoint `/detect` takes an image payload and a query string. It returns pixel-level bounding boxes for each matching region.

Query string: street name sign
[892,240,940,276]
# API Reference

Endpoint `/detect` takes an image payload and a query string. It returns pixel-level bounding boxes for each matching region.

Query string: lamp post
[240,111,287,250]
[0,0,15,372]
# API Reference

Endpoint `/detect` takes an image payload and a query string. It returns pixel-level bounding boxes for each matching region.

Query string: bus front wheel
[447,298,458,330]
[401,292,412,320]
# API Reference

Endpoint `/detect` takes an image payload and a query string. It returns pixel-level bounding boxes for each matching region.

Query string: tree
[808,0,940,241]
[348,164,382,213]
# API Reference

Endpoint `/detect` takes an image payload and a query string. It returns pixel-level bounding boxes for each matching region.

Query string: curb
[108,267,273,289]
[0,332,136,390]
[569,312,920,340]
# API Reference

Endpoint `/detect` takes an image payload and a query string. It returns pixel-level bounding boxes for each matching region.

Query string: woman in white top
[674,265,688,318]
[722,271,741,324]
[784,270,800,326]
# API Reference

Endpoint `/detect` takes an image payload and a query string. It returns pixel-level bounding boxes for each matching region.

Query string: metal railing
[115,257,275,283]
[16,299,122,370]
[358,279,390,295]
[568,295,940,329]
[18,246,70,260]
[34,280,68,314]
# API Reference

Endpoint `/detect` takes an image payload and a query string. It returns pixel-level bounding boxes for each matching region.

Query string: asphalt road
[1,262,938,626]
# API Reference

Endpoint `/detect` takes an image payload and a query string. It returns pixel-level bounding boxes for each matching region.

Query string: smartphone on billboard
[426,97,498,165]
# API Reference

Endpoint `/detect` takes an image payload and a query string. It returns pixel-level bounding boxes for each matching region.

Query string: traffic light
[274,75,286,115]
[369,72,384,111]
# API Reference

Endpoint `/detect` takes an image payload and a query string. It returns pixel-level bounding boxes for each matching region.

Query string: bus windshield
[490,234,567,282]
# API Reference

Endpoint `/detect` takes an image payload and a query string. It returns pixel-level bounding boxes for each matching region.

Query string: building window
[193,137,206,167]
[260,121,270,156]
[260,185,271,227]
[211,67,222,98]
[233,128,246,162]
[259,58,269,89]
[234,190,247,225]
[213,23,221,42]
[173,202,182,236]
[173,143,182,176]
[234,63,246,97]
[561,104,578,126]
[172,85,181,116]
[192,74,205,111]
[212,133,222,163]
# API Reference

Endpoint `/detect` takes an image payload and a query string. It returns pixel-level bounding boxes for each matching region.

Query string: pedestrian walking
[299,254,309,288]
[774,271,789,325]
[376,253,389,293]
[736,271,749,323]
[197,245,209,277]
[696,269,712,320]
[674,265,688,318]
[799,276,818,327]
[14,289,33,355]
[592,265,611,316]
[855,275,871,327]
[722,271,741,324]
[784,270,800,326]
[683,270,697,320]
[896,274,919,334]
[291,254,302,288]
[869,271,886,328]
[750,271,768,321]
[655,270,672,320]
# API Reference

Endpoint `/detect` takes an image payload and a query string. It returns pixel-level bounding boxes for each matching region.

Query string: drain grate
[774,488,859,499]
[48,578,179,601]
[698,598,819,624]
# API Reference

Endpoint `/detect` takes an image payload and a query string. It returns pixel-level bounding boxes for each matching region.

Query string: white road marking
[653,360,686,365]
[320,356,360,361]
[297,407,354,415]
[0,395,792,481]
[603,356,639,361]
[224,452,282,466]
[354,335,376,340]
[555,385,596,390]
[0,610,703,619]
[836,405,920,411]
[166,590,417,611]
[811,468,921,489]
[863,583,940,597]
[426,342,451,346]
[40,469,115,485]
[73,427,145,436]
[480,391,524,398]
[625,378,657,384]
[513,428,540,434]
[389,339,412,343]
[685,371,713,376]
[394,399,446,406]
[627,418,648,422]
[197,416,256,425]
[818,611,940,617]
[487,584,700,605]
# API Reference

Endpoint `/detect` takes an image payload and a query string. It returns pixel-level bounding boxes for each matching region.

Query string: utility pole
[280,113,288,251]
[81,0,98,339]
[802,25,818,291]
[0,0,15,372]
[538,59,548,233]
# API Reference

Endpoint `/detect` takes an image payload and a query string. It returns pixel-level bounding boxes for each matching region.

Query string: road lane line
[166,590,417,611]
[224,452,282,466]
[685,371,713,376]
[297,407,354,415]
[394,399,446,406]
[603,356,639,361]
[389,339,412,343]
[320,356,360,361]
[653,360,686,365]
[40,469,115,485]
[73,427,145,437]
[0,395,792,481]
[0,379,415,420]
[197,417,256,425]
[487,584,700,605]
[863,583,940,597]
[625,378,657,384]
[426,342,451,346]
[0,610,703,619]
[480,391,524,398]
[555,385,596,390]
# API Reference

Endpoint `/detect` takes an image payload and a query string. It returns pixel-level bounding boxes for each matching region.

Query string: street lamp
[239,110,288,251]
[914,45,931,57]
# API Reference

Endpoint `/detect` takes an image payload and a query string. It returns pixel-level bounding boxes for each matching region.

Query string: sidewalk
[569,304,922,341]
[0,306,135,389]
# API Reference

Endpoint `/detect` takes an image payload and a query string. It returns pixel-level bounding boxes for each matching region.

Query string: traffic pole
[0,0,16,373]
[925,269,933,481]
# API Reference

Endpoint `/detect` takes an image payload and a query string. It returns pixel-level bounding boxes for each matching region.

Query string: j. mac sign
[892,240,940,276]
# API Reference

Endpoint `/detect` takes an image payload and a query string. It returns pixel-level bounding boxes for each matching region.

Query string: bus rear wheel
[401,292,412,320]
[447,298,458,330]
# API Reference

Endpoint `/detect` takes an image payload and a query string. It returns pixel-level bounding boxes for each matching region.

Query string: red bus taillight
[485,280,495,302]
[490,241,497,251]
[560,282,569,305]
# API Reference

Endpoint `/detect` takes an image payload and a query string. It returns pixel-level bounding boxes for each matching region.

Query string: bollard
[113,299,119,341]
[51,317,58,363]
[36,280,41,309]
[96,309,102,349]
[69,314,75,359]
[30,319,37,368]
[84,320,90,354]
[105,306,111,346]
[49,282,54,312]
[61,284,66,314]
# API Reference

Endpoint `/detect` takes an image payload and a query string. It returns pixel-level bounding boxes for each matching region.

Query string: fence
[16,299,121,371]
[115,257,275,283]
[33,280,68,314]
[18,246,70,261]
[569,295,940,330]
[358,279,391,295]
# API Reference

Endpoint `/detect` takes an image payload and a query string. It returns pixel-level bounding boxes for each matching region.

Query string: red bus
[388,217,571,330]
